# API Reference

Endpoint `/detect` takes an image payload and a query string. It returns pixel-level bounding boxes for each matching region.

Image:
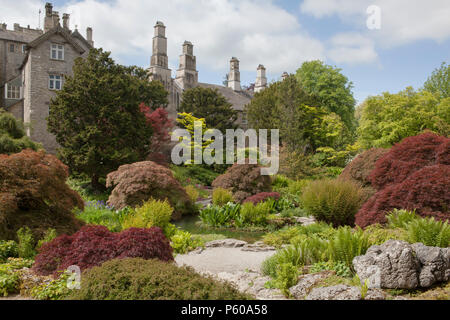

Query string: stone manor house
[0,2,283,154]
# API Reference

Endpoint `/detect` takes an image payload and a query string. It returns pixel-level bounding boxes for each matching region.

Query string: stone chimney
[228,57,241,91]
[255,64,267,93]
[149,21,172,89]
[44,3,61,32]
[86,27,94,46]
[175,41,198,90]
[282,72,289,81]
[0,24,6,32]
[62,13,70,30]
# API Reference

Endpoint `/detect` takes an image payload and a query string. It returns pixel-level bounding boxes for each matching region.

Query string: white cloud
[300,0,450,46]
[328,32,378,65]
[0,0,326,77]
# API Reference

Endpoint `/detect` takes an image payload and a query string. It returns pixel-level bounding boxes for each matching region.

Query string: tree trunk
[91,174,106,192]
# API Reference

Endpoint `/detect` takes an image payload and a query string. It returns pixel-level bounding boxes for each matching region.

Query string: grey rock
[215,271,287,300]
[205,239,248,248]
[294,216,316,226]
[353,240,420,289]
[306,285,361,300]
[411,243,450,288]
[241,241,276,252]
[364,288,387,300]
[289,271,335,299]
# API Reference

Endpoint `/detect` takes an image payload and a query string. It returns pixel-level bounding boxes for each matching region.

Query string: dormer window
[51,43,64,60]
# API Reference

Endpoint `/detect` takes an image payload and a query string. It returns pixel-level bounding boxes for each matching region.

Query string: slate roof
[0,29,43,43]
[197,82,253,112]
[27,25,86,54]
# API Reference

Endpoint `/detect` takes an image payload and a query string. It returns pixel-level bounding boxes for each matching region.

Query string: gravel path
[175,247,276,274]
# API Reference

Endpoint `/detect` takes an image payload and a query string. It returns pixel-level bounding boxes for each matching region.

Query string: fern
[328,227,370,270]
[407,217,450,248]
[386,209,419,229]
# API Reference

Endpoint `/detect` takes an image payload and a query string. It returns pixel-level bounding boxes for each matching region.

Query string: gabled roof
[71,29,93,50]
[27,24,86,54]
[198,82,253,112]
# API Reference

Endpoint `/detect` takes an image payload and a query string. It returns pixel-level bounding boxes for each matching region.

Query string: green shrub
[386,209,420,229]
[272,175,291,190]
[170,230,203,254]
[16,227,35,259]
[68,258,251,300]
[263,222,334,247]
[363,224,408,245]
[301,179,363,227]
[406,217,450,248]
[288,180,310,196]
[199,203,241,227]
[262,235,328,278]
[0,241,18,263]
[171,165,219,186]
[76,203,134,232]
[36,229,58,251]
[265,263,299,296]
[310,261,352,278]
[122,199,174,236]
[237,202,270,227]
[327,227,370,270]
[212,188,233,206]
[0,269,20,297]
[185,185,200,203]
[30,272,73,300]
[1,258,34,270]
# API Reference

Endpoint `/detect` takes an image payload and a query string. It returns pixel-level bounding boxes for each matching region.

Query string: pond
[175,215,266,244]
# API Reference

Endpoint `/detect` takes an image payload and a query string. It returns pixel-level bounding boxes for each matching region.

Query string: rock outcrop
[353,240,450,289]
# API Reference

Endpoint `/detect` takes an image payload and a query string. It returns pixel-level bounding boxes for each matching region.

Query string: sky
[1,0,449,103]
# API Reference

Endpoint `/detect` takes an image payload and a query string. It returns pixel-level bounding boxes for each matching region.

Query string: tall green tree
[47,48,168,189]
[295,60,357,132]
[179,87,238,132]
[357,87,449,148]
[0,110,41,154]
[423,62,449,99]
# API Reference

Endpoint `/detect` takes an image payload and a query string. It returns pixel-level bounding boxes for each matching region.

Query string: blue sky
[2,0,449,103]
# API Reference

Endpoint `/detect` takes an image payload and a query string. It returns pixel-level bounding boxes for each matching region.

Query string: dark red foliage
[243,192,281,205]
[369,132,448,189]
[212,161,272,203]
[0,149,84,242]
[356,133,450,228]
[140,103,173,165]
[33,225,173,277]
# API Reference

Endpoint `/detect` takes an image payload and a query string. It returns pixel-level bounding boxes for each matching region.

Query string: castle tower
[228,57,241,91]
[149,21,172,89]
[282,72,289,81]
[175,41,198,90]
[255,64,267,93]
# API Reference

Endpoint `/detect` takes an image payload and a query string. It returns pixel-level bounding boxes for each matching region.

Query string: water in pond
[175,215,265,244]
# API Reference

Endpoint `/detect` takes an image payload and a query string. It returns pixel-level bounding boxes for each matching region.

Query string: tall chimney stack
[44,2,54,33]
[62,13,70,30]
[228,57,241,91]
[86,27,94,47]
[255,64,267,93]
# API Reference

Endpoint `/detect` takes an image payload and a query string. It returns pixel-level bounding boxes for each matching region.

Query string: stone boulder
[353,240,450,289]
[306,285,361,300]
[289,271,335,299]
[411,243,450,288]
[205,239,248,248]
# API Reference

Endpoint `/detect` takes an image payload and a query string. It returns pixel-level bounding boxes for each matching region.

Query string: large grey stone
[353,240,420,289]
[411,243,450,288]
[289,271,335,299]
[205,239,248,248]
[306,285,361,300]
[241,241,276,252]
